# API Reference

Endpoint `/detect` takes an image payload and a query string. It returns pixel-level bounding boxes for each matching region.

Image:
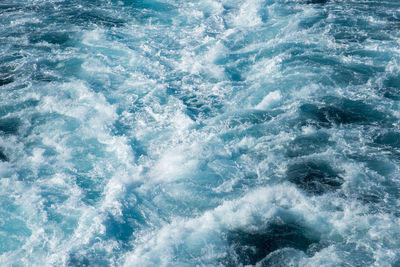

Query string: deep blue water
[1,0,400,266]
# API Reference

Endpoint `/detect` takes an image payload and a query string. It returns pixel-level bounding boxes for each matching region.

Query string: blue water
[1,0,400,266]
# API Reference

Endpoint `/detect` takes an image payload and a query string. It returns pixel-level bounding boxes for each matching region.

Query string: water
[1,0,400,266]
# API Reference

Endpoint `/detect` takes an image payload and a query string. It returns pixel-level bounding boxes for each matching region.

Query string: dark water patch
[29,31,72,46]
[384,75,400,89]
[374,132,400,149]
[131,0,175,12]
[0,66,17,87]
[224,66,245,82]
[298,98,390,128]
[380,76,400,100]
[0,3,23,13]
[16,99,40,110]
[104,214,134,243]
[349,169,400,216]
[298,12,327,29]
[371,131,400,161]
[332,29,368,44]
[256,43,318,65]
[0,147,8,161]
[68,253,90,267]
[66,8,125,27]
[355,188,399,216]
[306,0,328,4]
[16,168,35,182]
[0,53,24,65]
[287,161,343,195]
[298,103,331,128]
[0,76,14,86]
[358,189,383,206]
[381,86,400,101]
[331,67,355,86]
[128,0,180,25]
[226,219,320,266]
[342,63,383,85]
[327,11,369,43]
[56,58,84,79]
[0,117,20,135]
[74,174,103,206]
[112,119,131,136]
[0,104,20,118]
[285,54,381,86]
[129,138,147,159]
[180,95,212,121]
[103,193,145,245]
[365,158,395,177]
[167,87,224,121]
[290,0,328,5]
[68,251,109,267]
[343,49,392,63]
[286,132,331,158]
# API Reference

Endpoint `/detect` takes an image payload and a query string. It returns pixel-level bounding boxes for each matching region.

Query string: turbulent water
[1,0,400,266]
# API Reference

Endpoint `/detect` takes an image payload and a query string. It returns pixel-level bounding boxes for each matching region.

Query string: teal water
[1,0,400,266]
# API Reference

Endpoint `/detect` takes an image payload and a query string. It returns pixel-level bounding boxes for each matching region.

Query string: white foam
[149,147,199,183]
[123,185,321,265]
[232,0,264,28]
[82,28,105,46]
[178,41,227,79]
[255,90,282,110]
